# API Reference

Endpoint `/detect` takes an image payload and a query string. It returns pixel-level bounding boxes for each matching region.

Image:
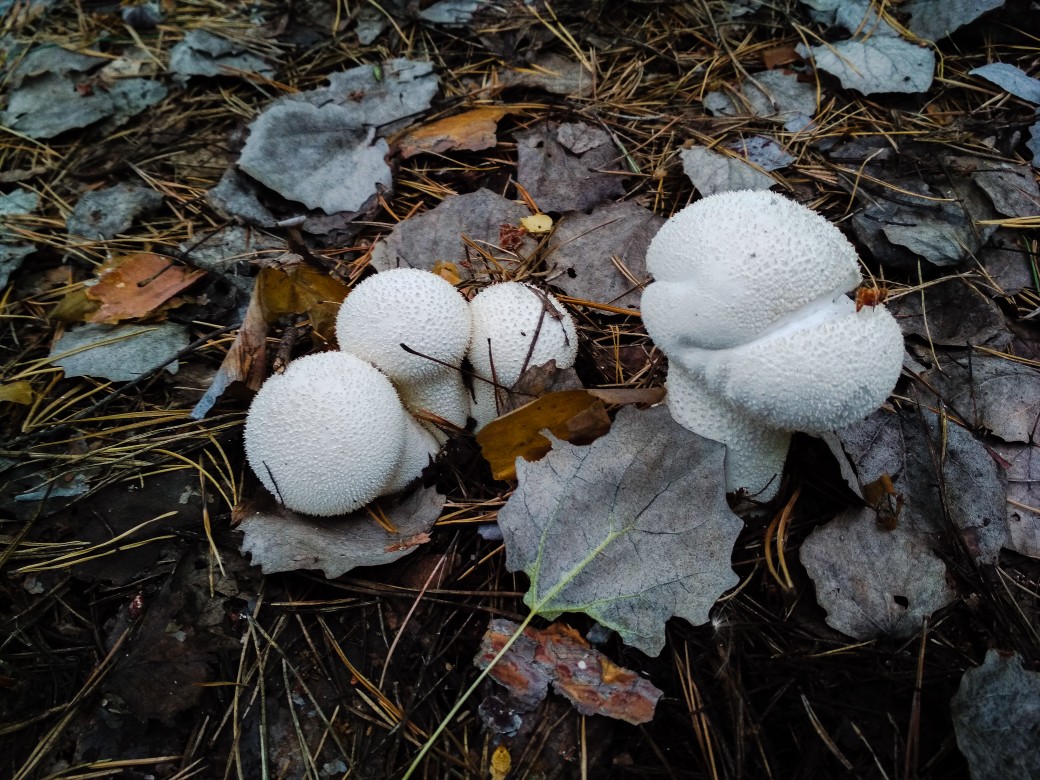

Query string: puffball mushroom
[642,190,904,500]
[467,281,579,429]
[335,268,472,427]
[244,351,438,516]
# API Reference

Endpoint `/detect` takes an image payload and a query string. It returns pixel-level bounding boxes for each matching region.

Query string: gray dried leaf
[295,59,439,133]
[743,70,818,121]
[680,146,775,195]
[205,168,278,228]
[178,225,282,275]
[972,164,1040,218]
[990,442,1040,558]
[922,355,1040,443]
[168,30,275,80]
[50,322,189,381]
[67,183,164,239]
[498,405,743,656]
[981,230,1036,296]
[0,243,34,289]
[1028,123,1040,169]
[836,407,1008,564]
[238,486,444,577]
[498,53,594,97]
[798,36,934,95]
[0,188,39,218]
[545,201,662,309]
[1,71,167,139]
[970,63,1040,104]
[951,650,1040,780]
[515,122,625,213]
[238,102,391,214]
[723,136,794,171]
[887,279,1008,347]
[369,189,533,276]
[7,44,103,87]
[800,507,956,638]
[905,0,1005,41]
[418,0,485,25]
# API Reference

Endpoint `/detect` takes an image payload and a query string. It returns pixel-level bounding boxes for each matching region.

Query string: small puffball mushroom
[244,352,438,516]
[467,282,579,429]
[335,268,472,427]
[642,190,904,500]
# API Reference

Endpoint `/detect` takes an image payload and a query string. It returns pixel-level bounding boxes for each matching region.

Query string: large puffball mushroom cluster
[244,268,581,516]
[243,352,439,516]
[642,190,904,500]
[336,268,473,428]
[467,281,579,430]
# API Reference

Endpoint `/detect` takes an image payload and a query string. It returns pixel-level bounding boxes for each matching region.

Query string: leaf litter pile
[1,1,1039,778]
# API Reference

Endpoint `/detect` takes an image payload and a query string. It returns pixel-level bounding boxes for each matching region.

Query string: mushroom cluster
[243,269,580,516]
[641,190,904,500]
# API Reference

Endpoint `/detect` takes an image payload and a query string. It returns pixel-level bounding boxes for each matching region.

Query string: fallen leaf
[520,213,553,234]
[887,279,1008,347]
[369,189,534,276]
[397,106,508,158]
[800,507,956,638]
[990,442,1040,558]
[168,30,275,80]
[237,484,444,577]
[969,62,1040,104]
[66,183,164,240]
[85,253,206,324]
[972,163,1040,218]
[498,53,593,97]
[498,405,743,656]
[239,102,391,214]
[951,650,1040,780]
[477,389,612,480]
[0,380,34,405]
[255,258,349,341]
[515,122,625,213]
[905,0,1004,41]
[922,354,1040,443]
[50,322,189,382]
[836,407,1008,564]
[680,146,776,196]
[797,35,934,95]
[475,618,663,724]
[546,201,662,309]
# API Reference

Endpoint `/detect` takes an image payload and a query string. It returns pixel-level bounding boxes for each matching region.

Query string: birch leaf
[498,405,743,656]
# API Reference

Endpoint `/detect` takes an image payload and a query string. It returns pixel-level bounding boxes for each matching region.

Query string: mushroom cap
[467,281,579,429]
[700,297,904,432]
[381,415,440,495]
[468,281,578,386]
[666,364,791,500]
[397,364,471,429]
[336,268,472,382]
[244,352,410,516]
[643,190,862,350]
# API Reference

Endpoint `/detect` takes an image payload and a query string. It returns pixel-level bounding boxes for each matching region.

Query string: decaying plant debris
[1,1,1039,778]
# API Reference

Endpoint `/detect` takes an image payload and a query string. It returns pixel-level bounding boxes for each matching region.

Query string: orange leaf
[397,107,509,159]
[85,253,206,324]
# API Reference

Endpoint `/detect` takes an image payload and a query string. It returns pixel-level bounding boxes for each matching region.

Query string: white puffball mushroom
[467,282,579,429]
[642,191,904,500]
[336,268,472,427]
[243,352,437,516]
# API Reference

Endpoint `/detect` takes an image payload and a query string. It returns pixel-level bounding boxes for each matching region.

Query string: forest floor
[1,1,1039,778]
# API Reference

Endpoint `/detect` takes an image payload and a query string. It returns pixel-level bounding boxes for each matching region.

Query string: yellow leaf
[257,263,350,341]
[490,745,511,780]
[477,389,611,481]
[520,213,553,234]
[0,380,34,405]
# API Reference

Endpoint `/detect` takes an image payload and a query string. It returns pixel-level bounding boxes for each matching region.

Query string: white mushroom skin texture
[467,282,579,429]
[335,268,472,426]
[642,190,904,500]
[243,352,437,516]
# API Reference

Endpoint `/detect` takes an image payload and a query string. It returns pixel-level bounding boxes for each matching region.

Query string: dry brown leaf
[477,389,612,480]
[397,106,508,158]
[475,618,663,725]
[256,261,349,341]
[85,253,206,324]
